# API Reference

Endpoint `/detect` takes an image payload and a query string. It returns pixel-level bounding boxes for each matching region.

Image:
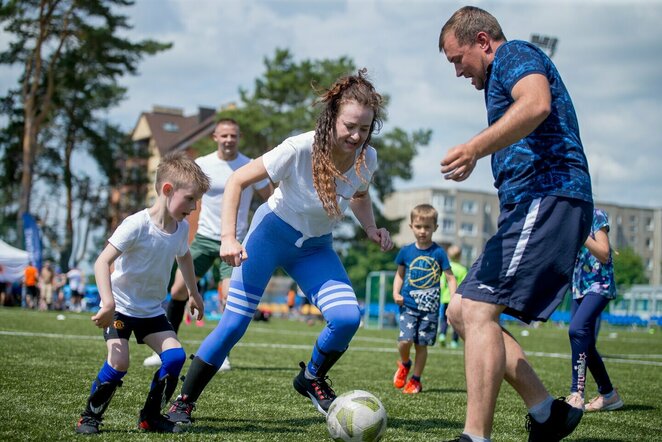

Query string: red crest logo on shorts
[113,319,125,330]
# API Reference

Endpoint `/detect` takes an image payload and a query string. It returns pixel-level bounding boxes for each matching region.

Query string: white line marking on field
[2,329,662,366]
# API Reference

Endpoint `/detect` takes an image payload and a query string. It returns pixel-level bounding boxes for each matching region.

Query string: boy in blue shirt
[393,204,456,393]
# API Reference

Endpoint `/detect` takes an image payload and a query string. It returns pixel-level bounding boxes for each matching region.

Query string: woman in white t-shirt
[168,69,393,422]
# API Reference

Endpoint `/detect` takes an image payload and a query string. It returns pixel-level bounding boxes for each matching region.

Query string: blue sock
[92,361,126,393]
[528,395,554,423]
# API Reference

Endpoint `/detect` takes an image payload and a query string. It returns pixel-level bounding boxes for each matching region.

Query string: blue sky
[2,0,661,208]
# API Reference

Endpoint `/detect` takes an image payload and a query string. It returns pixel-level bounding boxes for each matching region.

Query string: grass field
[1,307,661,441]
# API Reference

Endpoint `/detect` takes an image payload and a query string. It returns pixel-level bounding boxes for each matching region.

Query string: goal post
[363,270,396,329]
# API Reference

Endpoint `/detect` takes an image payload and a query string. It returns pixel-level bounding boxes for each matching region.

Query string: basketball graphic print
[408,256,441,289]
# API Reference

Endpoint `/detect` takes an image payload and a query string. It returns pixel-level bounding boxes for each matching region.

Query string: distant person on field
[66,264,85,312]
[143,118,272,371]
[565,208,623,412]
[39,260,55,310]
[74,152,210,434]
[439,245,467,348]
[438,6,593,441]
[392,204,456,394]
[23,262,39,309]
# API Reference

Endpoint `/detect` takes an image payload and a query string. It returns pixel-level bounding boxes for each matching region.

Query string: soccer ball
[326,390,387,442]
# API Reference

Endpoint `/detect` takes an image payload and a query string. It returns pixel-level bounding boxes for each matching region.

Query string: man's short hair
[439,6,506,53]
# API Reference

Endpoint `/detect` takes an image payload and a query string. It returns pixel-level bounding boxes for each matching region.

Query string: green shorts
[189,233,233,280]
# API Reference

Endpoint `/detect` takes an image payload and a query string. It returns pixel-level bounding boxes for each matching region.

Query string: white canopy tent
[0,239,29,283]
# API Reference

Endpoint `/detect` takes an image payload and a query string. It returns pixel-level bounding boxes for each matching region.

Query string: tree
[218,48,431,292]
[0,0,170,248]
[613,246,648,290]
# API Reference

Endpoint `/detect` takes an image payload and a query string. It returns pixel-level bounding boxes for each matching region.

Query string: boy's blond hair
[447,244,461,261]
[410,203,438,224]
[155,151,211,195]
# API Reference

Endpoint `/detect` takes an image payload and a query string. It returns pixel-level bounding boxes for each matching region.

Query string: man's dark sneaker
[138,413,179,433]
[76,413,102,434]
[166,395,196,425]
[526,398,583,441]
[444,435,473,442]
[293,361,336,415]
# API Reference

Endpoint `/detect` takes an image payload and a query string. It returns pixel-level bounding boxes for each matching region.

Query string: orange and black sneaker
[393,360,411,389]
[403,377,422,394]
[293,361,336,415]
[76,412,102,434]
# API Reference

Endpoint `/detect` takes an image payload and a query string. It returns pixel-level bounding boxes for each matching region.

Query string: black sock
[167,299,187,334]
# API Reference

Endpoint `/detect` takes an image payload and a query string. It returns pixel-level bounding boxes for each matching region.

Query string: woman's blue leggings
[569,293,614,395]
[196,205,361,376]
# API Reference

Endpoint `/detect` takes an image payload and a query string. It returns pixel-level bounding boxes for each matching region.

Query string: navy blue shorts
[103,312,174,344]
[398,307,439,346]
[459,196,592,323]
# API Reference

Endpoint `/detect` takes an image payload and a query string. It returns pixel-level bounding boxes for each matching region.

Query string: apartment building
[383,187,662,285]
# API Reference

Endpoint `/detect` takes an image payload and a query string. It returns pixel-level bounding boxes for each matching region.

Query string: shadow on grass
[387,417,463,432]
[178,416,323,435]
[423,387,467,394]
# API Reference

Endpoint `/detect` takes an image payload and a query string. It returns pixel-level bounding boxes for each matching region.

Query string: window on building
[462,200,477,214]
[461,244,475,265]
[647,237,653,250]
[163,122,179,132]
[442,218,455,234]
[616,215,622,225]
[647,217,654,231]
[646,259,653,271]
[630,215,638,223]
[460,222,476,236]
[484,203,491,215]
[432,194,444,211]
[444,196,455,212]
[635,299,649,312]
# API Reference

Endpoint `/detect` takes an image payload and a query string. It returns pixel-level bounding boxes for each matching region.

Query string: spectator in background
[53,268,67,311]
[39,260,55,311]
[0,264,7,306]
[23,262,39,309]
[67,264,85,312]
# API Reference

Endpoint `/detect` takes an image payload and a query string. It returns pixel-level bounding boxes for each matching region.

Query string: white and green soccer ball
[326,390,387,442]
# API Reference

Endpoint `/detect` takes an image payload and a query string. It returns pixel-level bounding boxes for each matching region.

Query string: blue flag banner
[22,212,43,271]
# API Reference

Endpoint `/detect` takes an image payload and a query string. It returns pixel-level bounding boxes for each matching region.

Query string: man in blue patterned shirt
[438,6,594,442]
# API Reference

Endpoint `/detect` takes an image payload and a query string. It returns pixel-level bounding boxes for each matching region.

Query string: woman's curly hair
[312,68,384,219]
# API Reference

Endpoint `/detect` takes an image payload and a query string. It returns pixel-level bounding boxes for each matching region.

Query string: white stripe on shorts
[506,198,541,278]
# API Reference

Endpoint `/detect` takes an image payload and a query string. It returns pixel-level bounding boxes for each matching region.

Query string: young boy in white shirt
[75,152,210,434]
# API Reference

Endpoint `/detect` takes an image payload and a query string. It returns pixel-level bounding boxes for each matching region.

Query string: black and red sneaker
[76,412,102,434]
[138,412,179,433]
[293,361,336,415]
[166,395,196,426]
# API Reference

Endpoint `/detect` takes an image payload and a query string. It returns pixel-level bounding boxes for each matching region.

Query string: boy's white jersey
[195,151,270,242]
[262,131,377,242]
[107,209,189,318]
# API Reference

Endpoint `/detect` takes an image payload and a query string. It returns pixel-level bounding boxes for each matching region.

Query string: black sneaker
[526,398,583,441]
[166,395,196,425]
[444,435,473,442]
[293,361,336,415]
[76,413,102,434]
[138,413,180,433]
